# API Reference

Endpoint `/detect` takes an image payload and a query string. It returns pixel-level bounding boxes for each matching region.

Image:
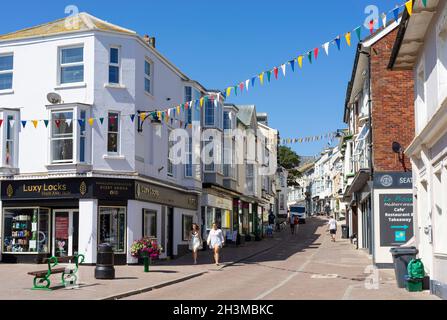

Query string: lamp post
[137,110,162,133]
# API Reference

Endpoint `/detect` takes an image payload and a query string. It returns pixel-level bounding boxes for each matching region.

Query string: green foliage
[278,146,301,187]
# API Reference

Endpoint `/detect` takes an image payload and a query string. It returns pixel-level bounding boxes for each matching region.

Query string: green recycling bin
[405,259,425,292]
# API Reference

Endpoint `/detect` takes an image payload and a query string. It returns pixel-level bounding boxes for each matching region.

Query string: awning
[346,169,371,195]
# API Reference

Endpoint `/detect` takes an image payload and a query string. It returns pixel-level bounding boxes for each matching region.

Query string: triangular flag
[245,79,250,91]
[266,70,272,82]
[354,26,362,41]
[21,120,27,128]
[200,97,205,107]
[251,77,256,87]
[369,20,375,34]
[422,0,427,7]
[78,119,84,127]
[130,114,135,123]
[323,42,330,55]
[65,119,72,127]
[9,120,15,128]
[88,118,94,126]
[32,120,38,128]
[405,0,413,16]
[44,120,49,128]
[157,111,161,119]
[335,36,341,50]
[239,82,244,92]
[280,64,286,77]
[55,120,61,128]
[0,119,3,127]
[289,60,295,72]
[298,56,303,68]
[233,85,238,96]
[259,72,264,85]
[307,51,312,64]
[99,117,104,125]
[381,13,387,28]
[345,32,351,47]
[273,67,279,79]
[214,98,218,108]
[226,87,232,97]
[314,47,319,60]
[204,96,209,105]
[176,106,180,115]
[393,7,400,22]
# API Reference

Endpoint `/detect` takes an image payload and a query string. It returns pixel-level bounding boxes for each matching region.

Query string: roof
[0,12,136,42]
[388,1,441,70]
[297,162,315,174]
[236,105,256,127]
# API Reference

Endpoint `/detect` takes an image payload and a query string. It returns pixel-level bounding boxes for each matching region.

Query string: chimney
[144,35,156,48]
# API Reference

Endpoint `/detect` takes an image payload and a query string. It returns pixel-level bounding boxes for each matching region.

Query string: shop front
[200,192,233,243]
[0,177,134,264]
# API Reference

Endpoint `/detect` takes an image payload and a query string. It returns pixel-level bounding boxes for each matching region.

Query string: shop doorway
[166,207,174,258]
[52,210,79,257]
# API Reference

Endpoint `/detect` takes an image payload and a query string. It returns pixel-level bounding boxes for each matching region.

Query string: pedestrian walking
[268,211,276,237]
[188,224,203,265]
[289,214,297,235]
[328,216,337,242]
[207,223,225,266]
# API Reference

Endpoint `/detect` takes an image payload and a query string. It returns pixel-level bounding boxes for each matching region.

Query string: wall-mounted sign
[379,194,414,247]
[135,181,198,210]
[374,172,413,189]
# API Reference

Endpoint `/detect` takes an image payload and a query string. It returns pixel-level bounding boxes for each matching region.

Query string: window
[143,210,157,238]
[182,215,193,241]
[223,111,231,130]
[185,137,193,177]
[185,87,192,124]
[167,129,174,177]
[204,137,215,172]
[0,54,13,90]
[144,59,152,94]
[109,47,120,84]
[60,47,84,84]
[205,100,214,126]
[107,112,119,154]
[99,207,126,253]
[51,110,74,163]
[246,164,254,193]
[79,110,86,163]
[2,208,50,254]
[5,115,15,166]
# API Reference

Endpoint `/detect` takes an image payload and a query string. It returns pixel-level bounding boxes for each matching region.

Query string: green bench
[28,254,85,290]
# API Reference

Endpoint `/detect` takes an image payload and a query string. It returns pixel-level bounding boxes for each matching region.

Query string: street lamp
[137,110,162,133]
[392,141,409,172]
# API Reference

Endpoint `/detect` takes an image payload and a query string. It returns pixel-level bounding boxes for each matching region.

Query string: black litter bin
[341,225,349,239]
[390,247,419,288]
[95,243,115,279]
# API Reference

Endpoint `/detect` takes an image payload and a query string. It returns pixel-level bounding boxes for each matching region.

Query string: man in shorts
[328,216,337,242]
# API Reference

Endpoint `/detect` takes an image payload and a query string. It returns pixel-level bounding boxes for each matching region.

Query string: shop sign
[201,194,233,211]
[92,179,134,200]
[379,194,414,247]
[135,181,198,210]
[374,172,413,189]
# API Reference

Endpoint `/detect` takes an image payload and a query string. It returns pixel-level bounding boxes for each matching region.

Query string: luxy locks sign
[379,194,414,247]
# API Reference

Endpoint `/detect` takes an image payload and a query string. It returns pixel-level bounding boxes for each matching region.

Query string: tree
[278,146,301,187]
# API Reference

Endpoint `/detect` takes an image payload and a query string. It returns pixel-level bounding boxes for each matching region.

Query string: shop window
[60,46,84,84]
[0,53,13,90]
[107,112,120,154]
[182,215,193,241]
[143,209,157,238]
[51,110,74,163]
[2,208,50,254]
[99,207,126,253]
[205,207,215,230]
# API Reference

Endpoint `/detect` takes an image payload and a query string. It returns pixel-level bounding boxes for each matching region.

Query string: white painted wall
[78,199,98,264]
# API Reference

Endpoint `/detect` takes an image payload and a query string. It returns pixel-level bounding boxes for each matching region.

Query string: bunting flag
[266,70,272,82]
[393,7,400,21]
[88,118,94,126]
[55,120,61,128]
[281,64,286,77]
[245,79,250,91]
[381,13,387,28]
[405,0,413,16]
[335,36,341,50]
[297,56,303,68]
[323,42,330,56]
[345,32,351,47]
[21,120,27,128]
[32,120,38,128]
[200,97,205,107]
[251,77,256,87]
[65,119,72,127]
[422,0,427,7]
[354,26,362,41]
[9,120,15,128]
[99,117,104,125]
[289,60,295,72]
[273,67,279,79]
[78,119,84,127]
[314,47,319,60]
[280,131,346,145]
[226,87,232,97]
[239,82,244,92]
[369,20,375,34]
[234,85,238,96]
[130,114,135,122]
[307,51,312,64]
[0,119,3,127]
[44,120,49,128]
[259,72,265,85]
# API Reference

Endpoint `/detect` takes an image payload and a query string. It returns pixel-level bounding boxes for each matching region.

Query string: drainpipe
[359,48,375,260]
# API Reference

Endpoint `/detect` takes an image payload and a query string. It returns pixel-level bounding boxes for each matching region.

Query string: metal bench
[28,254,85,290]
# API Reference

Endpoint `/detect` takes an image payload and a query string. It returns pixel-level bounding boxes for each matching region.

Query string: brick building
[342,18,415,266]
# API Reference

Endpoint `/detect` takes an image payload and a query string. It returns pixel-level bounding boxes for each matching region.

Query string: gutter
[388,6,411,69]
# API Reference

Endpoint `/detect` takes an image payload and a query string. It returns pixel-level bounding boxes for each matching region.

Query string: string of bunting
[0,0,422,131]
[280,131,349,145]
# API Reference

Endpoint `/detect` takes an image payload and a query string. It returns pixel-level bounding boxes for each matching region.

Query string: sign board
[135,181,198,210]
[379,194,414,247]
[374,172,413,189]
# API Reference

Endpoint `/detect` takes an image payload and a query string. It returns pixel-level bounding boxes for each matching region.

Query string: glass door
[52,210,79,257]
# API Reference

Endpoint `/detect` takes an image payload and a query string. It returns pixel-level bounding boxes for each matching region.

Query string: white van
[290,205,306,224]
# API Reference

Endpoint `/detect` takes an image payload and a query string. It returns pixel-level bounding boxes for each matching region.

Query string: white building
[0,13,206,264]
[288,161,314,215]
[389,0,447,299]
[312,148,334,215]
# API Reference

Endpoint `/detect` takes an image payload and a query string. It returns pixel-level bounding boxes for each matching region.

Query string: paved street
[126,217,437,300]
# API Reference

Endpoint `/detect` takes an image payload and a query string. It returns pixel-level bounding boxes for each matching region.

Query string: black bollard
[95,243,115,279]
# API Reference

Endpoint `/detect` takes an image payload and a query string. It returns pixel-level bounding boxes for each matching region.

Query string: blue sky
[0,0,394,157]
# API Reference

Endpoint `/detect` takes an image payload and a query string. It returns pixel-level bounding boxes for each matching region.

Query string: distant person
[328,216,337,242]
[207,223,225,266]
[188,224,203,265]
[289,214,297,235]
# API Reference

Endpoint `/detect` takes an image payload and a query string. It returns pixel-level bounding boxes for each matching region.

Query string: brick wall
[371,28,415,172]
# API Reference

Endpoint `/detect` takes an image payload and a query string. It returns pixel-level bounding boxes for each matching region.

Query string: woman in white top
[207,223,225,266]
[188,224,203,265]
[327,216,338,242]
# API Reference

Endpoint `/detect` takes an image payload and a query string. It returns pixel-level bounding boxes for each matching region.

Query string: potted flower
[130,238,162,272]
